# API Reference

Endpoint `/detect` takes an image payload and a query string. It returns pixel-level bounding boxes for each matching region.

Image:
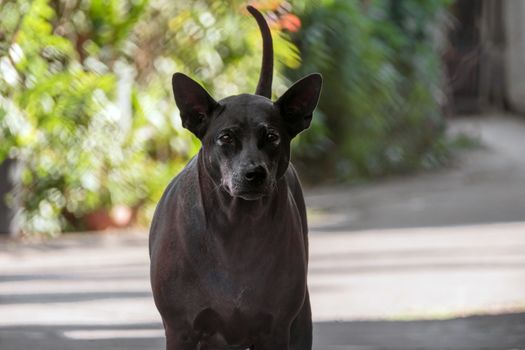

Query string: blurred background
[1,0,524,349]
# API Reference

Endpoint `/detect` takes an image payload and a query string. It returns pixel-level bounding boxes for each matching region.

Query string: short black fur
[150,6,322,350]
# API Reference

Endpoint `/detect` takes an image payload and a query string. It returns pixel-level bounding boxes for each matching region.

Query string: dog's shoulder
[149,157,200,242]
[284,163,306,214]
[284,163,304,198]
[283,163,309,254]
[158,156,198,206]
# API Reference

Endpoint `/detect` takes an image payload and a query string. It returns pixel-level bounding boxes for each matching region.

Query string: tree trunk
[0,159,20,236]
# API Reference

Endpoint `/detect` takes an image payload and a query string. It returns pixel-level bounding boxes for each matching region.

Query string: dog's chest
[185,208,307,311]
[197,217,306,294]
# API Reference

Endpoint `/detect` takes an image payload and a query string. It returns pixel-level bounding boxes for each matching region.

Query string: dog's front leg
[164,323,198,350]
[255,332,290,350]
[289,292,313,350]
[165,333,197,350]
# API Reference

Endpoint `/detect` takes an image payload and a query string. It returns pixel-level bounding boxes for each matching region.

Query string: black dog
[149,6,322,350]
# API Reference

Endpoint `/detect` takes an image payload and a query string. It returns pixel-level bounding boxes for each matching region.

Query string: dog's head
[172,6,322,200]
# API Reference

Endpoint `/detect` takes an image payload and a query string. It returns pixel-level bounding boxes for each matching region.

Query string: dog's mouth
[222,185,267,200]
[221,175,276,201]
[234,190,266,201]
[223,183,270,201]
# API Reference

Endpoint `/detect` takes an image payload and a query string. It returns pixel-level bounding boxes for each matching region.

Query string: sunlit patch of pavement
[308,221,525,322]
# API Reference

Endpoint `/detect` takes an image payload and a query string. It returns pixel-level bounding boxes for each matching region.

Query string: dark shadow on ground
[0,291,152,305]
[308,260,525,275]
[0,323,164,350]
[1,313,524,350]
[0,270,149,283]
[314,312,525,349]
[309,245,525,261]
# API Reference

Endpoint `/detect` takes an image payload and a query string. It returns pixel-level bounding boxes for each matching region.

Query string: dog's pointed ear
[172,72,218,139]
[275,73,322,138]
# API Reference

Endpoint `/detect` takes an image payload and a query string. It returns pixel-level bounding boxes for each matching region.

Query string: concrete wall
[504,0,525,114]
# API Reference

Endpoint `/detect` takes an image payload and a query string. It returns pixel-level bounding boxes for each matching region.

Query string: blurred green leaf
[0,0,299,235]
[288,0,451,182]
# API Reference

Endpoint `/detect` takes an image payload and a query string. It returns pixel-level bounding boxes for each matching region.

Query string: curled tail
[247,5,273,99]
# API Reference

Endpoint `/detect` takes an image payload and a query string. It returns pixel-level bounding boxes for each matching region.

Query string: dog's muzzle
[226,165,271,200]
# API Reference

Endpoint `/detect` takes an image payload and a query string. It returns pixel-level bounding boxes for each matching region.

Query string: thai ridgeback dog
[150,5,322,349]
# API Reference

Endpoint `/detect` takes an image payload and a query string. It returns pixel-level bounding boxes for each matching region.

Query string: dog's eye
[219,134,233,144]
[267,133,279,143]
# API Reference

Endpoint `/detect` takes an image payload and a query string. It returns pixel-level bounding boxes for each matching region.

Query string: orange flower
[280,13,301,32]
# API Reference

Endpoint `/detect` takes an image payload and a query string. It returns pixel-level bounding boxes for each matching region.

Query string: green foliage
[288,0,452,182]
[0,0,452,235]
[0,0,296,235]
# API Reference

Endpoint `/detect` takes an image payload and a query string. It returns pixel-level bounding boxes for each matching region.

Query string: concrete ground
[1,114,525,349]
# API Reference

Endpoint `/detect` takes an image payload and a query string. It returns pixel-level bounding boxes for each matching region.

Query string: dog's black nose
[244,166,267,185]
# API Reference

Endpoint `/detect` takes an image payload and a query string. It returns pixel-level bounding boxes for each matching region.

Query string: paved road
[1,115,525,349]
[2,223,525,349]
[306,115,525,231]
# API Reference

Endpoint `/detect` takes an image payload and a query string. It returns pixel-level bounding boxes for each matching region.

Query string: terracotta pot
[83,209,114,231]
[83,205,135,231]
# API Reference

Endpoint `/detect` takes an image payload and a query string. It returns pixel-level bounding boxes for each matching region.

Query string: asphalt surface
[306,115,525,232]
[1,115,525,349]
